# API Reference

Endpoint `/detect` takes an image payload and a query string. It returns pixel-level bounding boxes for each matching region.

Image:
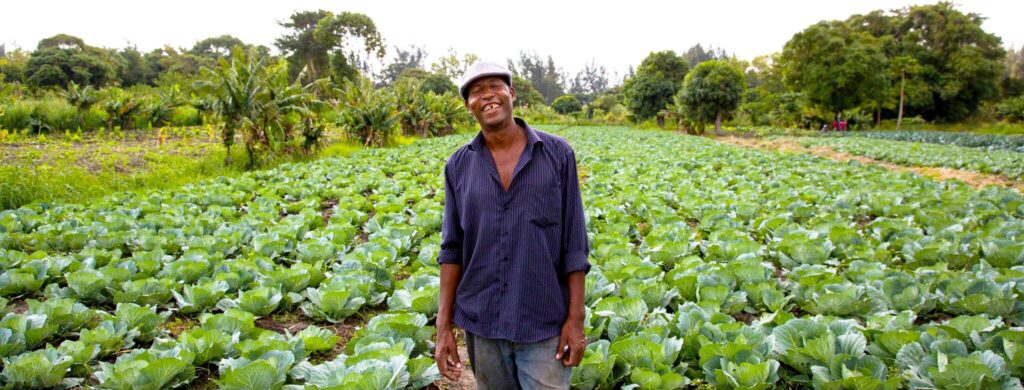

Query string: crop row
[798,136,1024,180]
[819,130,1024,151]
[823,130,1024,153]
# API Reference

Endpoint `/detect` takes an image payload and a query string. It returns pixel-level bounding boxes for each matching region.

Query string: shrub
[0,100,33,131]
[337,77,399,147]
[552,94,583,115]
[518,104,563,124]
[996,97,1024,122]
[419,73,457,95]
[170,106,201,127]
[81,106,109,130]
[0,98,78,133]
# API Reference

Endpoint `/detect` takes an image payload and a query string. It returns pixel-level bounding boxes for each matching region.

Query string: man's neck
[480,119,524,151]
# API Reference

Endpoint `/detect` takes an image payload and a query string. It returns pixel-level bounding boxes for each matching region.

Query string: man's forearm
[437,263,463,331]
[566,271,586,321]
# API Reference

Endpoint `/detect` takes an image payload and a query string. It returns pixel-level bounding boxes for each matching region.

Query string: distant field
[798,135,1024,180]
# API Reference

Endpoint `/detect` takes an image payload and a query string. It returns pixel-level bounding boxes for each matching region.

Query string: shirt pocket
[527,183,562,228]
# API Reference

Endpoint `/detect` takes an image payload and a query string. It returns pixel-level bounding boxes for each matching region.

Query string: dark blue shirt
[438,118,591,343]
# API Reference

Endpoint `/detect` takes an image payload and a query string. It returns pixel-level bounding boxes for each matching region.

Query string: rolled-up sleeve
[561,149,591,276]
[437,162,463,265]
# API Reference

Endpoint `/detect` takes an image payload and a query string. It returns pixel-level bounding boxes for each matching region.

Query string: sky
[3,0,1022,83]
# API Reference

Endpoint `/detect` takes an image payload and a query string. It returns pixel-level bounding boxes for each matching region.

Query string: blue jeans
[466,333,571,390]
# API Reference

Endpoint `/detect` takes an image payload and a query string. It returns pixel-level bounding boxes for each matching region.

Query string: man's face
[465,76,516,128]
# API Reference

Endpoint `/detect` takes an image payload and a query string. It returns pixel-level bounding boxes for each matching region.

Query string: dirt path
[716,136,1024,192]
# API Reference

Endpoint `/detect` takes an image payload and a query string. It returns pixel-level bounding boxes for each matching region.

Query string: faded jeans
[466,333,571,390]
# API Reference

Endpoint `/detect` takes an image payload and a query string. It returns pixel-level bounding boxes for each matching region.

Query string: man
[433,61,591,389]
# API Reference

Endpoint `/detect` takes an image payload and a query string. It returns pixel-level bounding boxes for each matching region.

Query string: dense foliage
[623,51,689,123]
[195,47,326,168]
[676,60,746,134]
[3,2,1021,137]
[552,94,583,115]
[780,21,888,118]
[779,2,1009,124]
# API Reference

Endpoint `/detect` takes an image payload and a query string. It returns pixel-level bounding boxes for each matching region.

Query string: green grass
[0,133,363,211]
[1,145,241,210]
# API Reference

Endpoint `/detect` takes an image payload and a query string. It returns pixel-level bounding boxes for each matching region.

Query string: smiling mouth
[483,103,500,113]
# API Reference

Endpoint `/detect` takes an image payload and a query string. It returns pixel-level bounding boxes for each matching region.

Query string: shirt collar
[468,117,543,151]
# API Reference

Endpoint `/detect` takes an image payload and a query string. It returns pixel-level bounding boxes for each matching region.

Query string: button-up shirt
[437,118,591,343]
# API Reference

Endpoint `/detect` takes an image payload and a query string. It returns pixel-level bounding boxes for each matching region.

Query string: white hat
[458,60,512,101]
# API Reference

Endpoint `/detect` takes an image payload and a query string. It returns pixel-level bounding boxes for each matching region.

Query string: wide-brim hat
[458,60,512,101]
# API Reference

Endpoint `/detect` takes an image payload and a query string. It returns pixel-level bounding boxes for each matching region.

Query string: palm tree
[145,84,184,127]
[336,77,398,147]
[64,81,97,128]
[196,47,324,168]
[102,88,142,131]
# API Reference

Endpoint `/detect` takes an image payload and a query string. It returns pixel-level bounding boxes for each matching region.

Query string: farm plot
[1,126,1024,389]
[798,136,1024,180]
[822,130,1024,153]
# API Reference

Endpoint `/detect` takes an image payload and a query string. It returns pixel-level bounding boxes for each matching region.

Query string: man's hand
[555,315,586,367]
[557,270,587,366]
[435,327,462,380]
[436,263,463,379]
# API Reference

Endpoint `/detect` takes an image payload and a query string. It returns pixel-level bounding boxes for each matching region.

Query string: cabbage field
[2,126,1024,389]
[798,136,1024,180]
[820,131,1024,153]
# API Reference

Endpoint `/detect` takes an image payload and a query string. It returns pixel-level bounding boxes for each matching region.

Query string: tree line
[2,2,1023,146]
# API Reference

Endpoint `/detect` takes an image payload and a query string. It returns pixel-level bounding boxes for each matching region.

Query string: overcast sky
[3,0,1021,82]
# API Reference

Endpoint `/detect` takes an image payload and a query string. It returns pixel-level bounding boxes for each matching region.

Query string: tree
[510,75,544,108]
[378,45,426,86]
[681,44,728,68]
[889,56,923,129]
[677,60,745,135]
[144,47,209,77]
[419,72,457,95]
[196,47,325,167]
[0,47,29,83]
[190,35,248,58]
[780,21,888,119]
[117,46,153,86]
[276,10,385,84]
[739,54,805,127]
[507,51,565,103]
[569,60,609,97]
[430,49,478,80]
[551,94,583,115]
[64,81,97,125]
[336,77,398,147]
[37,34,86,50]
[845,2,1006,122]
[622,50,688,124]
[894,2,1005,121]
[24,34,118,88]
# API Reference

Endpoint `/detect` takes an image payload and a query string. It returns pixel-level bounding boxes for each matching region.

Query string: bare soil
[716,136,1024,192]
[255,314,311,335]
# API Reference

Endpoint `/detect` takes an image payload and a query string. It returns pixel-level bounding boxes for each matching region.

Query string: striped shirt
[438,118,591,343]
